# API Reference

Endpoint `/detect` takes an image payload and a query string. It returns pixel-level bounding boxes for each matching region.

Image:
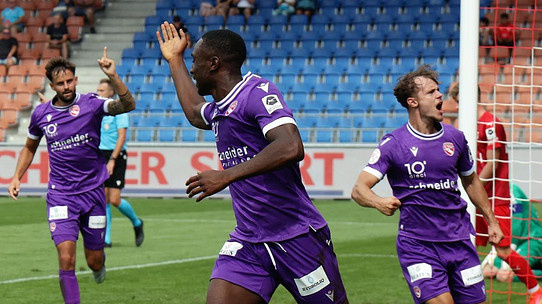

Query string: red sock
[505,250,538,289]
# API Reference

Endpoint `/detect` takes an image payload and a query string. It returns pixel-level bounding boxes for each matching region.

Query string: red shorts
[475,204,511,247]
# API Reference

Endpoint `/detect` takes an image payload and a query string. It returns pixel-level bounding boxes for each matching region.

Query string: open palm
[156,22,188,62]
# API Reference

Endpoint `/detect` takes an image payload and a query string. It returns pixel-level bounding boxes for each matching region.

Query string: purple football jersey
[201,72,327,242]
[28,93,111,194]
[364,123,475,241]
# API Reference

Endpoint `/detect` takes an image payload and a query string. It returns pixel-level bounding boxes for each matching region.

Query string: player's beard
[58,89,76,104]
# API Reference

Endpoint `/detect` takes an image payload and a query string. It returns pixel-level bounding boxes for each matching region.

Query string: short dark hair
[480,17,489,25]
[173,15,181,22]
[500,12,509,19]
[99,78,114,90]
[45,57,76,82]
[201,29,246,69]
[393,65,440,109]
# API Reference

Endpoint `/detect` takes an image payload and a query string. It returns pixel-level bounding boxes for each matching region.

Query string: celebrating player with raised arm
[351,66,503,304]
[8,49,135,304]
[157,22,349,304]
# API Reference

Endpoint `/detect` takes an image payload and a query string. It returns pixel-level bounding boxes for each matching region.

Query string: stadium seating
[112,0,464,143]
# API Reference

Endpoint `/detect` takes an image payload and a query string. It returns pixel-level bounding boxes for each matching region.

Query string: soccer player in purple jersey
[157,22,348,304]
[8,50,135,304]
[351,66,503,304]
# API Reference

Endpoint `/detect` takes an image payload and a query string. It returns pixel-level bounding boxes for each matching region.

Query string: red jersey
[476,111,511,206]
[496,22,513,41]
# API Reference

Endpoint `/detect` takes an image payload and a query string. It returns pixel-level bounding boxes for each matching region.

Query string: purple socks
[59,269,80,304]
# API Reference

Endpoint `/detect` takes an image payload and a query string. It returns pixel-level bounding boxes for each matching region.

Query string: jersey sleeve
[245,81,296,137]
[27,107,43,140]
[200,101,215,127]
[363,134,395,180]
[115,113,129,129]
[456,131,475,176]
[485,122,505,151]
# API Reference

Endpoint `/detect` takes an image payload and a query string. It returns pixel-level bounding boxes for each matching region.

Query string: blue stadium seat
[316,130,333,142]
[137,129,153,142]
[158,129,176,142]
[326,99,348,114]
[181,129,197,142]
[384,116,407,129]
[247,15,266,25]
[339,129,354,142]
[269,15,287,25]
[226,14,245,26]
[203,131,216,142]
[205,15,224,26]
[348,99,370,113]
[311,14,330,25]
[184,15,204,26]
[362,130,379,142]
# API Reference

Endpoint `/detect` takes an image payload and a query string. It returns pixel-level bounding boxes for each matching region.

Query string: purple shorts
[46,186,106,251]
[397,235,486,304]
[211,226,347,303]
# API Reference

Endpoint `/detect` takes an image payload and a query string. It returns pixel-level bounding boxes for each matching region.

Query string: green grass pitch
[0,197,530,303]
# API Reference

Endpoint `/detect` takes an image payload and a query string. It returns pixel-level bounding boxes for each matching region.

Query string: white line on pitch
[0,253,397,285]
[0,255,216,285]
[143,218,395,226]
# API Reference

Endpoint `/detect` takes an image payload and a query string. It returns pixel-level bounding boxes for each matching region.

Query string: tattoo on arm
[107,91,135,115]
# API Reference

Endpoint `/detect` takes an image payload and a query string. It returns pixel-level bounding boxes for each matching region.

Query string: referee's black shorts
[101,150,127,189]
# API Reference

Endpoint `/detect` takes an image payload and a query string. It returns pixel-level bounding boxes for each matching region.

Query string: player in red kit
[476,104,542,304]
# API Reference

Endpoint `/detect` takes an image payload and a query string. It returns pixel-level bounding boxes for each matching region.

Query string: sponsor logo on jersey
[212,121,219,141]
[49,133,91,152]
[294,266,330,296]
[368,148,381,164]
[69,105,80,117]
[43,123,59,138]
[413,286,421,298]
[460,265,483,286]
[257,82,269,93]
[47,114,52,122]
[485,126,496,141]
[219,241,243,256]
[404,161,426,178]
[410,146,418,157]
[261,94,283,114]
[443,142,454,156]
[89,216,106,229]
[225,100,238,116]
[407,263,432,283]
[49,206,68,220]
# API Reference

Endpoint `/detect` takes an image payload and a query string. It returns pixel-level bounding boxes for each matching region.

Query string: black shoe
[134,219,144,247]
[104,242,112,248]
[90,27,96,34]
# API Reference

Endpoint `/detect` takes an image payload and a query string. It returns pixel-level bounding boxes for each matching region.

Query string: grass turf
[0,197,530,303]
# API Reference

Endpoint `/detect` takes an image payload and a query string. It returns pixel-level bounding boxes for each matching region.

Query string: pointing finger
[103,46,108,59]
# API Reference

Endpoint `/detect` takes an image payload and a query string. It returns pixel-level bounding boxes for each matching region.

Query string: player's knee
[58,252,76,269]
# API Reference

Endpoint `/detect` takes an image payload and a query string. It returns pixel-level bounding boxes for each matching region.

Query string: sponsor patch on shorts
[218,241,243,257]
[49,206,68,220]
[88,216,106,229]
[294,265,330,296]
[407,263,432,283]
[460,265,483,286]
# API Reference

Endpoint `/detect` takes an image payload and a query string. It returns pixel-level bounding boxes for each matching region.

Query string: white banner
[0,144,387,199]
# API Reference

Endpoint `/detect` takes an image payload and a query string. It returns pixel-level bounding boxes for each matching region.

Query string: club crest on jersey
[49,222,56,232]
[69,105,80,117]
[225,101,238,116]
[443,142,454,156]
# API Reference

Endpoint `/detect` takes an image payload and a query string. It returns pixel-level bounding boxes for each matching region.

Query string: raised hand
[156,21,188,62]
[97,46,116,77]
